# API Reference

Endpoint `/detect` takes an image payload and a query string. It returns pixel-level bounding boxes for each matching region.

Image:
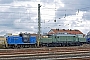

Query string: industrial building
[48,29,85,38]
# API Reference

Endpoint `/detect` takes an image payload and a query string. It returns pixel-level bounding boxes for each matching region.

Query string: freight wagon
[0,36,7,48]
[86,31,90,44]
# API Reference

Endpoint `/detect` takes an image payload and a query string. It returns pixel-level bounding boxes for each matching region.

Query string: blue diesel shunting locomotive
[6,33,37,48]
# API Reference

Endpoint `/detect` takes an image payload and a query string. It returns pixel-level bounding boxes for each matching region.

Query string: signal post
[37,4,41,47]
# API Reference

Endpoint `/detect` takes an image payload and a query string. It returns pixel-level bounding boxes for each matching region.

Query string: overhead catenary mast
[37,4,41,47]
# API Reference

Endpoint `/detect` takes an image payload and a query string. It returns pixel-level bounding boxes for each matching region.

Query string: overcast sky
[0,0,90,35]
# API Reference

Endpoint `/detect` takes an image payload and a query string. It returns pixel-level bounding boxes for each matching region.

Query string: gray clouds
[0,0,14,4]
[56,0,90,18]
[82,11,90,20]
[0,0,90,35]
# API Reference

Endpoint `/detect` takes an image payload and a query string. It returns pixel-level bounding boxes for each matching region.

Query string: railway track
[0,52,90,60]
[0,46,90,60]
[0,46,90,55]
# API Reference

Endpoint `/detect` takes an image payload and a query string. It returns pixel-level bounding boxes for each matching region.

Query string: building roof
[48,29,83,35]
[55,34,76,36]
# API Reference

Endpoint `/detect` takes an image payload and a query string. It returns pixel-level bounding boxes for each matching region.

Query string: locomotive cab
[19,33,30,43]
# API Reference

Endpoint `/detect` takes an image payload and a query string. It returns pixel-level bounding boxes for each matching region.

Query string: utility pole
[37,4,41,47]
